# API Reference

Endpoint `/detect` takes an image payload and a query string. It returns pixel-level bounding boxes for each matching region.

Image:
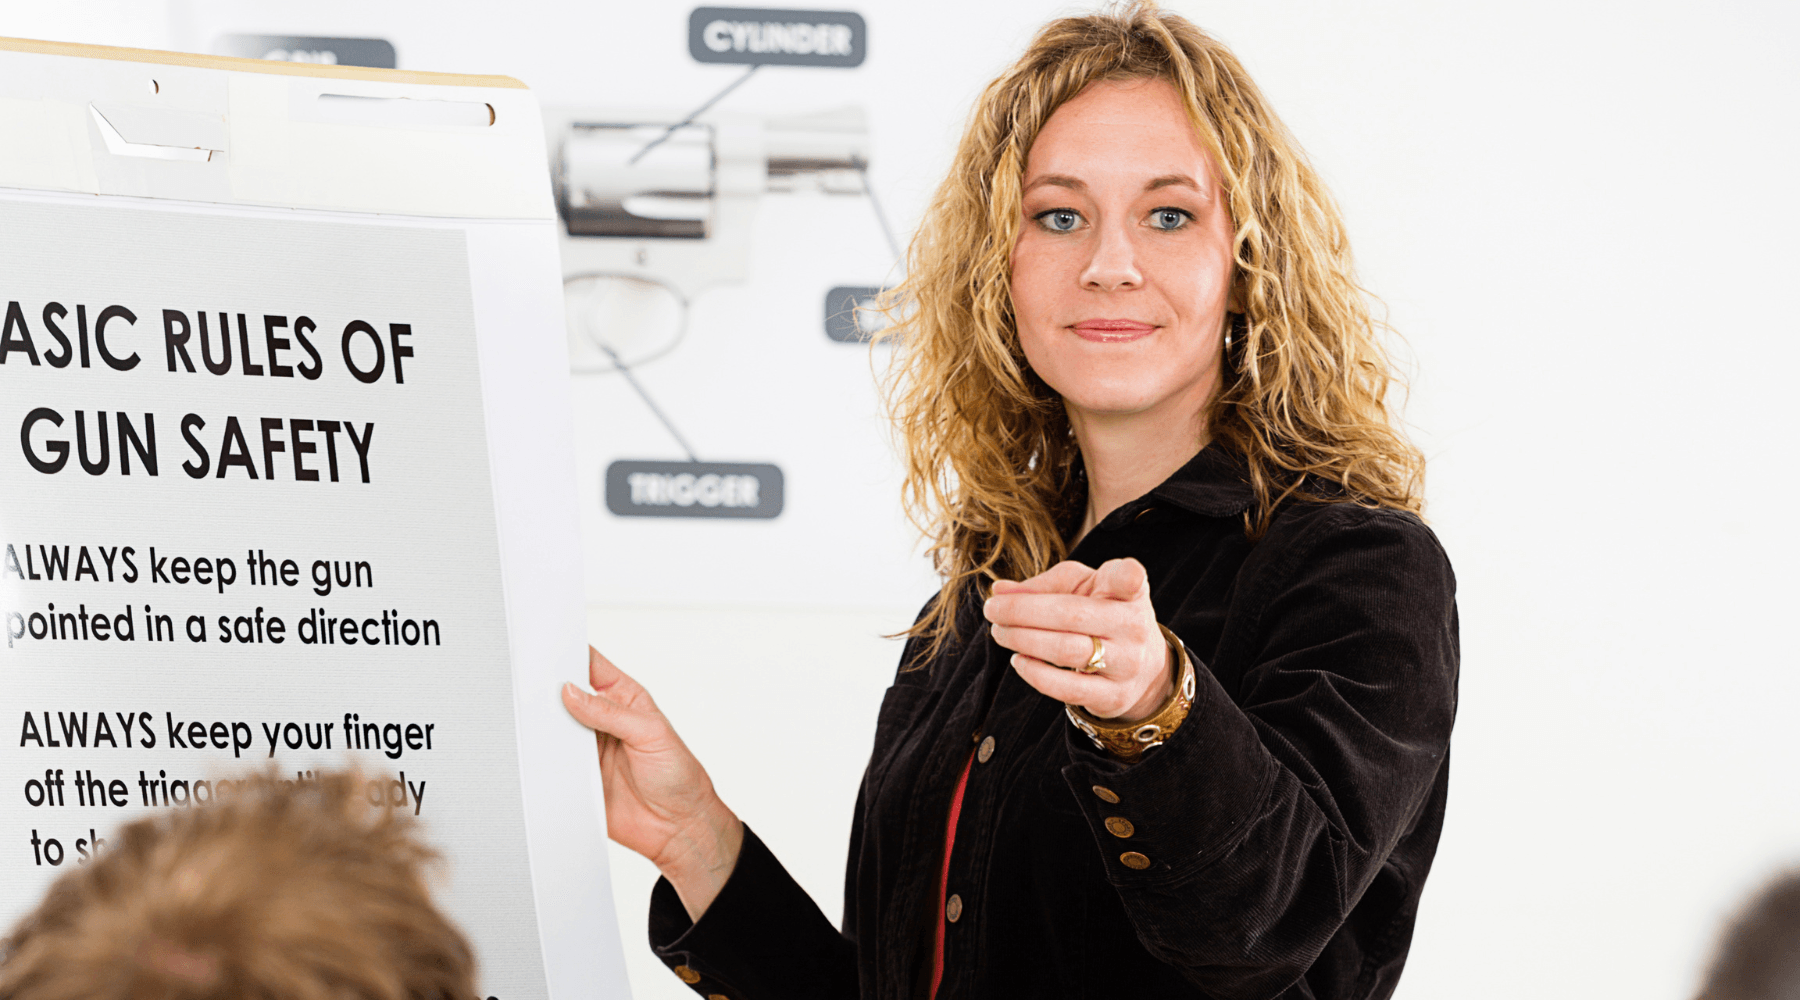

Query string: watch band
[1065,624,1196,763]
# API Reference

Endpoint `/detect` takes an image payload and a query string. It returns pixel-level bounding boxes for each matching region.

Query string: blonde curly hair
[879,1,1425,660]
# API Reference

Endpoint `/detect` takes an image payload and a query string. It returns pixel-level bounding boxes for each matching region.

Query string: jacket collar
[1081,443,1254,538]
[1149,443,1254,518]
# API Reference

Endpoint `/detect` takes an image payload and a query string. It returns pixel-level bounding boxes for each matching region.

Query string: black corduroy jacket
[647,446,1459,1000]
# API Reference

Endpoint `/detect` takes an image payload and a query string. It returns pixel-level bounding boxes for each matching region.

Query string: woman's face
[1011,77,1235,426]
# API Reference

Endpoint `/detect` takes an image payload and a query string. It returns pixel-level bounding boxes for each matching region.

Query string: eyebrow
[1024,174,1086,193]
[1022,173,1203,194]
[1145,173,1201,191]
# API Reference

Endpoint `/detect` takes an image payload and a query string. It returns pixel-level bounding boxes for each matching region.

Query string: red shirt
[930,748,976,998]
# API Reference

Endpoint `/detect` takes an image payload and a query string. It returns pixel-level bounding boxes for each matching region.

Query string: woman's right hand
[562,646,743,922]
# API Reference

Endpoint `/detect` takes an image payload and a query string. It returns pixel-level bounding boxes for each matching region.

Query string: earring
[1223,312,1246,365]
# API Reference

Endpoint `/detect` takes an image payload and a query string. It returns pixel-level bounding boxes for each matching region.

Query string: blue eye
[1035,209,1082,233]
[1149,208,1191,231]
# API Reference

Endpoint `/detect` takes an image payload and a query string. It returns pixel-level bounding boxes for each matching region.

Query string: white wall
[5,2,1798,998]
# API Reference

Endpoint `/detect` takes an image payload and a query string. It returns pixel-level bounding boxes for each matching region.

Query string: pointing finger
[995,560,1097,596]
[1090,558,1149,602]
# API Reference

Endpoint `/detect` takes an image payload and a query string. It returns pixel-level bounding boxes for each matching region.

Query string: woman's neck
[1070,401,1209,546]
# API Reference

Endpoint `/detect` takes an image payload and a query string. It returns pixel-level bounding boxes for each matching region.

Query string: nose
[1079,218,1141,291]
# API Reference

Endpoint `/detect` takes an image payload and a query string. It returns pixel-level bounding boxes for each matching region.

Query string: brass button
[1104,816,1135,838]
[977,735,996,764]
[1092,785,1120,804]
[709,995,729,1000]
[1120,851,1151,870]
[945,893,964,923]
[674,965,701,984]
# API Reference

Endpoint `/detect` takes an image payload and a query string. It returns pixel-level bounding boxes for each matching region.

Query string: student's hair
[881,0,1424,660]
[0,770,475,1000]
[1698,870,1800,1000]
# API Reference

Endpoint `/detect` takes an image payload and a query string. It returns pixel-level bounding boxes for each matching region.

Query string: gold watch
[1065,624,1197,763]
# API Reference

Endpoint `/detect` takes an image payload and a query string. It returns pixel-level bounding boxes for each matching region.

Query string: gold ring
[1080,635,1106,674]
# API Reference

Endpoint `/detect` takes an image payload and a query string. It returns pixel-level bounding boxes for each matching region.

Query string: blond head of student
[0,770,475,1000]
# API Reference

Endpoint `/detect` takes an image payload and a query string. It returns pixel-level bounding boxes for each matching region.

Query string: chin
[1055,383,1166,416]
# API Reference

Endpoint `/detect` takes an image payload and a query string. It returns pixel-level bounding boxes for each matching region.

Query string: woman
[562,4,1457,999]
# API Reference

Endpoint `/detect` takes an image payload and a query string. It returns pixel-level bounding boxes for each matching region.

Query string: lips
[1071,319,1157,343]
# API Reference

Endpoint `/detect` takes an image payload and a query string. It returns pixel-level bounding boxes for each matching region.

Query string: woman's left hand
[984,557,1175,723]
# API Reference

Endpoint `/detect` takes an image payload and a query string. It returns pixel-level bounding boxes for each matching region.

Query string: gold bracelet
[1065,624,1196,763]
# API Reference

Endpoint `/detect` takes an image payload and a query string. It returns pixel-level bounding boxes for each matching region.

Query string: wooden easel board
[0,39,629,999]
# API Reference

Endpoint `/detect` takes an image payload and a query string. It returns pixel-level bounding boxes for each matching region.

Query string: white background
[2,2,1797,998]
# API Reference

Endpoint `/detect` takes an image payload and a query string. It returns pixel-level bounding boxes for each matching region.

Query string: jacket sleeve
[648,823,859,1000]
[1058,506,1458,999]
